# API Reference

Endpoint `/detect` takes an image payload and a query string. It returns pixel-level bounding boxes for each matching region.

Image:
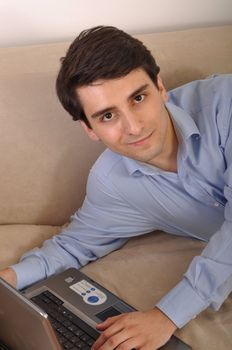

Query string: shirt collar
[122,102,201,177]
[166,102,200,143]
[122,157,163,176]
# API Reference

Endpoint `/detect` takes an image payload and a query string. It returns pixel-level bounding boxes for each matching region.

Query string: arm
[157,96,232,327]
[0,267,17,288]
[93,308,177,350]
[9,169,155,290]
[92,77,232,349]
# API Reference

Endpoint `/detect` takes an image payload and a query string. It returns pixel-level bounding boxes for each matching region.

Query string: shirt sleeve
[157,90,232,328]
[11,169,154,290]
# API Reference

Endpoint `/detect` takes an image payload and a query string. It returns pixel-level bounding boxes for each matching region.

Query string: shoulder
[85,149,129,199]
[168,74,232,114]
[90,149,126,178]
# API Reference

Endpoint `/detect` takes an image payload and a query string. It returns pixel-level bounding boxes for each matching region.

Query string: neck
[149,114,178,173]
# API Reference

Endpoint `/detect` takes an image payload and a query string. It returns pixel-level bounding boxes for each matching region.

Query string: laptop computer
[0,268,191,350]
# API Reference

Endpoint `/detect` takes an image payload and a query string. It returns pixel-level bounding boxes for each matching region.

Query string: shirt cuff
[156,278,210,328]
[11,257,46,290]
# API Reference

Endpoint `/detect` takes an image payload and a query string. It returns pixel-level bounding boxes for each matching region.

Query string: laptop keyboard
[31,290,97,350]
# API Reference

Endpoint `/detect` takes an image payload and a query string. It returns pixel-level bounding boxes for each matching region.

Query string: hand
[0,267,17,288]
[92,307,177,349]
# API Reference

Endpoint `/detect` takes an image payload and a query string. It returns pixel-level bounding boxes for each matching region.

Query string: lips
[127,131,153,146]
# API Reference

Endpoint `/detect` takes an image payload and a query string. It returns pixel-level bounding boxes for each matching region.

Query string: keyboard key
[57,326,67,335]
[73,328,84,337]
[70,335,80,344]
[31,290,97,350]
[80,334,91,343]
[87,338,95,347]
[57,336,67,345]
[75,340,86,349]
[63,319,72,327]
[67,324,78,332]
[64,341,74,349]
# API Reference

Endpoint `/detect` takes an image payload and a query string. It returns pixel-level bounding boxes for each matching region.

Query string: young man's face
[77,68,176,169]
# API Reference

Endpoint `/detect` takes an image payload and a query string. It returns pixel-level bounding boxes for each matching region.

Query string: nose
[122,110,143,135]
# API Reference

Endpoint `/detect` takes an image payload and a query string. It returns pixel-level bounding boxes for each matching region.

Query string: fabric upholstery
[0,225,60,268]
[82,232,232,350]
[0,25,232,349]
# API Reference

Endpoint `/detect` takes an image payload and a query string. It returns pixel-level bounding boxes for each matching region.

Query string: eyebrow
[90,83,149,119]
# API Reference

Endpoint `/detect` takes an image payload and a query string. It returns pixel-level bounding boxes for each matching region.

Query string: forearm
[157,219,232,327]
[10,215,128,290]
[0,267,17,288]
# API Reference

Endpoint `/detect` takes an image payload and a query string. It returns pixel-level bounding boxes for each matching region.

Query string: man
[0,26,232,349]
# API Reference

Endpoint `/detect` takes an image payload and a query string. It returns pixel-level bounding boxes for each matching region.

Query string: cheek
[144,99,162,120]
[151,102,167,127]
[93,125,122,145]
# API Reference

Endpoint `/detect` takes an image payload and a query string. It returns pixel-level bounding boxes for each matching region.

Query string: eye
[101,112,113,122]
[134,94,145,103]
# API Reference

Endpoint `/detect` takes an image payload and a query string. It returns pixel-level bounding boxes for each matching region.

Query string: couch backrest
[0,25,231,226]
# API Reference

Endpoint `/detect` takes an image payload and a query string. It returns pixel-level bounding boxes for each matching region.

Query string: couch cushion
[1,225,231,349]
[0,62,104,226]
[82,231,232,350]
[136,25,232,90]
[0,224,60,268]
[0,26,231,226]
[82,231,205,310]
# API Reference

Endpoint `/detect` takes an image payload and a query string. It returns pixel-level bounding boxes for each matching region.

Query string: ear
[157,75,168,102]
[79,120,100,141]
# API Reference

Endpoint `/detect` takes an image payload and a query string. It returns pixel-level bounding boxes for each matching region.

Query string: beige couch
[0,25,232,349]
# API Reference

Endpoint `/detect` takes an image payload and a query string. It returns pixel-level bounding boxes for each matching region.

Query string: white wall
[0,0,231,47]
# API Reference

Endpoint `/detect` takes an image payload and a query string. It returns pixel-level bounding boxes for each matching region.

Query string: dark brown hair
[56,26,160,127]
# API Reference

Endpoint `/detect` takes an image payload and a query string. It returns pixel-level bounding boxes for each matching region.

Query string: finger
[93,329,132,350]
[116,336,139,350]
[93,320,124,349]
[96,314,124,331]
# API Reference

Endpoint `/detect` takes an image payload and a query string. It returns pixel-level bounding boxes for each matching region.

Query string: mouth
[127,131,153,146]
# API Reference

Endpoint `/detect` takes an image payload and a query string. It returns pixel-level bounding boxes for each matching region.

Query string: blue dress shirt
[12,74,232,328]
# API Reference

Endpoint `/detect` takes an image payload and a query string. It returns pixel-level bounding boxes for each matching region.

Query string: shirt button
[214,202,219,207]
